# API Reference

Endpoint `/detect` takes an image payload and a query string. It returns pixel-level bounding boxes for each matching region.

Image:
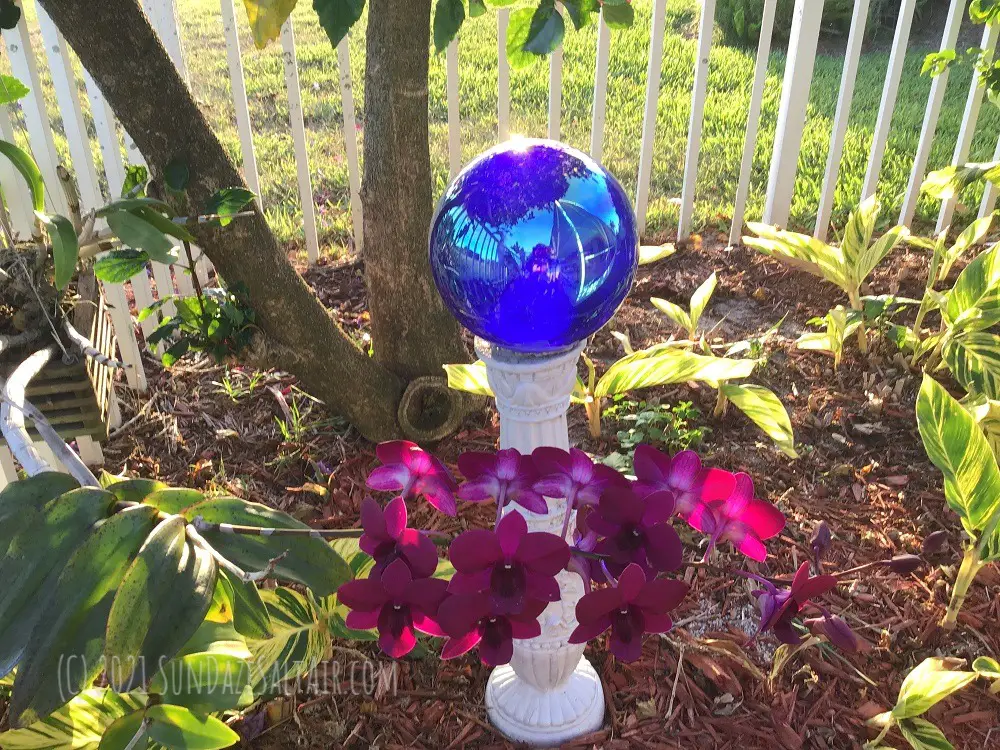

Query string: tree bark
[39,0,406,442]
[362,0,469,381]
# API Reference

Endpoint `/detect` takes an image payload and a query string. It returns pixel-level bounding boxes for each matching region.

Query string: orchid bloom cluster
[338,440,902,666]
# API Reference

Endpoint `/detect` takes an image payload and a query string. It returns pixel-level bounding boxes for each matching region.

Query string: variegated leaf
[0,689,145,750]
[720,383,797,457]
[943,332,1000,400]
[595,349,755,398]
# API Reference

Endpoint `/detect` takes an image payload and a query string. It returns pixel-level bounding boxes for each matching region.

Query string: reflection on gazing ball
[429,138,639,353]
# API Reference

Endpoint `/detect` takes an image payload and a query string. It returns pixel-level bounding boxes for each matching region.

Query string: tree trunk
[362,0,469,383]
[39,0,406,442]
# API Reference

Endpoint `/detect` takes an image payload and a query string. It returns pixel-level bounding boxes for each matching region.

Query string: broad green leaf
[162,340,189,368]
[220,570,272,639]
[601,1,634,28]
[922,161,1000,201]
[433,0,464,52]
[12,505,159,727]
[943,332,1000,399]
[93,250,150,284]
[163,160,189,194]
[523,0,564,54]
[964,392,1000,460]
[893,657,977,719]
[720,383,797,458]
[946,244,1000,328]
[0,140,43,213]
[141,488,205,515]
[177,619,250,662]
[203,188,254,227]
[689,272,717,334]
[916,375,1000,537]
[0,74,28,105]
[106,210,179,265]
[842,195,878,271]
[148,652,251,713]
[940,214,994,280]
[0,473,79,554]
[145,705,238,750]
[98,710,148,750]
[852,225,908,290]
[36,213,80,290]
[638,243,675,265]
[443,361,492,396]
[562,0,596,29]
[595,348,756,398]
[241,0,296,48]
[971,0,1000,23]
[313,0,365,48]
[95,198,172,218]
[0,688,145,750]
[650,297,691,334]
[121,166,147,199]
[898,718,953,750]
[972,656,1000,679]
[134,207,195,244]
[468,0,486,17]
[247,588,331,693]
[106,517,217,691]
[744,224,848,291]
[181,497,351,596]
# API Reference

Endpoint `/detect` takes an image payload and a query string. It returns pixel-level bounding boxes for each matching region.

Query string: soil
[97,230,1000,750]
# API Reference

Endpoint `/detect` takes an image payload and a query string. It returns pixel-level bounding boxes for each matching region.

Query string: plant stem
[713,388,727,419]
[586,397,602,439]
[942,547,983,630]
[849,291,868,354]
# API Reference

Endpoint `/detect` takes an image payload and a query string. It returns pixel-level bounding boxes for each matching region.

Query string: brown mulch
[100,231,1000,749]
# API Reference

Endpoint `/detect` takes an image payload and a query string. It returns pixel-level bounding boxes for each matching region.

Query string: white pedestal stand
[477,338,605,747]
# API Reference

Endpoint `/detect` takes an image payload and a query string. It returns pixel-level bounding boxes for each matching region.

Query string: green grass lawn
[9,0,1000,257]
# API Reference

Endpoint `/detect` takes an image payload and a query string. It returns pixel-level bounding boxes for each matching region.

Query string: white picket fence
[1,0,999,484]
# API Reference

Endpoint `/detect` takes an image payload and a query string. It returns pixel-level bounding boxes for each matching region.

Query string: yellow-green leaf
[892,657,977,719]
[36,213,79,290]
[146,705,238,750]
[595,348,755,398]
[242,0,297,49]
[720,383,797,458]
[944,332,1000,400]
[443,361,492,396]
[898,718,954,750]
[638,243,675,265]
[0,140,43,213]
[0,688,145,750]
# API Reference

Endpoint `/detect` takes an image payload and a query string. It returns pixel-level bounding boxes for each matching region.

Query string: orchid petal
[641,490,676,526]
[457,476,501,503]
[415,476,457,516]
[642,523,684,572]
[524,571,560,602]
[438,592,492,636]
[337,578,389,612]
[696,468,737,503]
[345,608,380,631]
[383,496,407,540]
[458,451,497,480]
[405,577,449,610]
[448,569,493,595]
[567,448,595,483]
[509,616,542,639]
[575,587,621,623]
[722,472,755,517]
[376,440,419,465]
[441,629,483,659]
[495,448,522,481]
[511,489,548,515]
[381,558,413,599]
[633,577,689,614]
[515,532,570,574]
[378,617,417,658]
[449,529,503,572]
[632,444,670,486]
[616,563,647,603]
[496,511,528,557]
[641,612,674,634]
[667,451,702,491]
[531,447,573,476]
[569,616,612,644]
[361,496,388,540]
[367,464,410,492]
[598,486,645,525]
[397,528,439,579]
[740,498,786,540]
[735,532,768,562]
[411,610,445,637]
[533,475,572,499]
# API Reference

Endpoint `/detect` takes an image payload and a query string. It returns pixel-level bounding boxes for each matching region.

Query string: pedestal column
[477,338,605,746]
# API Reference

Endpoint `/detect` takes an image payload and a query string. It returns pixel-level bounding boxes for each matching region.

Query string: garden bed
[97,230,1000,749]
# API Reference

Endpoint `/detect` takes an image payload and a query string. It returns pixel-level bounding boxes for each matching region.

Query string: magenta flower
[367,441,458,516]
[585,486,683,578]
[569,563,688,662]
[532,447,628,537]
[632,446,734,517]
[438,592,546,666]
[359,496,438,578]
[747,562,837,645]
[685,473,784,562]
[567,507,604,592]
[805,611,858,652]
[447,510,569,615]
[458,448,545,522]
[337,558,448,658]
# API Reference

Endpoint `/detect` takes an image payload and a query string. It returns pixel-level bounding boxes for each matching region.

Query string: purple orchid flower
[569,563,688,662]
[438,592,546,666]
[747,562,838,645]
[458,448,545,524]
[685,472,785,562]
[532,447,629,538]
[805,610,858,652]
[447,510,569,615]
[360,496,439,578]
[337,558,448,658]
[632,445,734,517]
[567,507,604,592]
[585,486,683,578]
[367,441,458,516]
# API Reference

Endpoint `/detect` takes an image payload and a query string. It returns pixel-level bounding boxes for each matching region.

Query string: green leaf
[972,656,1000,679]
[939,213,994,280]
[12,505,160,727]
[468,0,486,16]
[638,243,675,265]
[0,688,146,750]
[433,0,464,52]
[944,332,1000,400]
[0,473,79,554]
[121,166,148,199]
[177,619,250,662]
[95,198,172,218]
[203,188,254,227]
[689,272,717,335]
[134,207,196,243]
[841,195,878,272]
[0,140,44,213]
[162,340,190,368]
[106,517,218,692]
[922,161,1000,201]
[163,160,189,193]
[650,297,691,335]
[898,718,953,750]
[93,250,150,284]
[313,0,365,48]
[0,75,29,105]
[595,348,756,398]
[141,488,205,515]
[220,570,273,639]
[247,588,331,693]
[35,213,80,290]
[106,210,179,265]
[744,223,849,291]
[964,392,1000,460]
[443,361,492,396]
[852,225,908,290]
[893,658,976,720]
[98,709,149,750]
[602,1,634,28]
[562,0,596,30]
[145,705,239,750]
[916,375,1000,538]
[720,383,797,458]
[971,0,1000,23]
[180,497,351,596]
[148,652,251,713]
[523,0,564,54]
[946,244,1000,327]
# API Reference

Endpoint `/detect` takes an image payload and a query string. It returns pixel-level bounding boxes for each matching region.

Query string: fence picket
[763,0,825,227]
[548,45,562,141]
[447,38,461,178]
[4,7,68,215]
[336,38,364,254]
[280,19,320,264]
[678,0,715,240]
[590,13,611,162]
[899,0,967,226]
[83,70,128,196]
[813,0,869,241]
[0,447,18,488]
[497,10,510,142]
[980,134,1000,220]
[220,0,262,199]
[936,22,1000,233]
[155,0,189,83]
[0,106,34,237]
[102,282,148,391]
[634,0,667,235]
[861,0,917,200]
[729,0,777,245]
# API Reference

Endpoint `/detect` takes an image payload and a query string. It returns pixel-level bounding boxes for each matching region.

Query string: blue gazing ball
[429,138,639,353]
